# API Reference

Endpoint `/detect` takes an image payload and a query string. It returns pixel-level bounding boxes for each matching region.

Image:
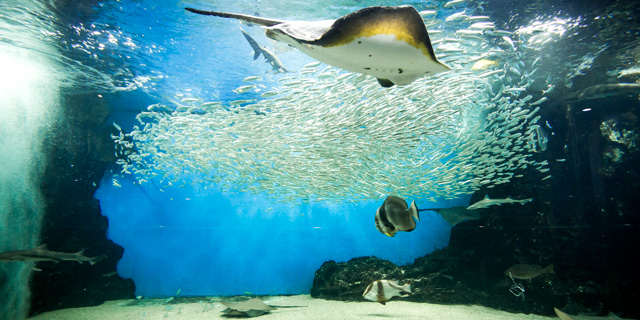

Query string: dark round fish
[375,195,419,237]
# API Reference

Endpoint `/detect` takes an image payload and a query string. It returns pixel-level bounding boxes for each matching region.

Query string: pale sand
[29,295,554,320]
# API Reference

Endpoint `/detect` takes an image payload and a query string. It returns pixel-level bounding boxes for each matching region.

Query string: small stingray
[554,308,632,320]
[220,298,276,317]
[185,6,451,87]
[419,206,483,226]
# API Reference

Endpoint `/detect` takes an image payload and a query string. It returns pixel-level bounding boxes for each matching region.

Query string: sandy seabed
[29,295,554,320]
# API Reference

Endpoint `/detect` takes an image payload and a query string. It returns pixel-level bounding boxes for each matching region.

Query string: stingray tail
[185,8,284,27]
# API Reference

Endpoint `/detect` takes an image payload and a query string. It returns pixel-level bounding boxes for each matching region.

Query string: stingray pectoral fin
[377,78,395,87]
[185,7,285,27]
[245,310,268,317]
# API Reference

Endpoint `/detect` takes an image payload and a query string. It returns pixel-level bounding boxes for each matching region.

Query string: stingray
[419,206,483,226]
[185,5,451,87]
[220,298,276,317]
[554,308,630,320]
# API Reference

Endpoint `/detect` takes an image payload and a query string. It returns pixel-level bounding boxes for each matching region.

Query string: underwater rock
[311,256,403,301]
[29,93,135,316]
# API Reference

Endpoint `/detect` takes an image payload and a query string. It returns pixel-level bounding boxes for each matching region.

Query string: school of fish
[111,1,554,205]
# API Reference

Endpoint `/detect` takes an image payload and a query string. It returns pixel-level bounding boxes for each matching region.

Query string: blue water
[96,173,459,296]
[2,0,611,301]
[83,0,469,297]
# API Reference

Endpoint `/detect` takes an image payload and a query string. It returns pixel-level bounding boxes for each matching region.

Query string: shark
[0,244,106,265]
[565,83,640,102]
[185,5,451,87]
[240,28,288,73]
[466,195,533,210]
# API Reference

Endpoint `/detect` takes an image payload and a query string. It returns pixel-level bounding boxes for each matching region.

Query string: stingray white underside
[270,29,450,85]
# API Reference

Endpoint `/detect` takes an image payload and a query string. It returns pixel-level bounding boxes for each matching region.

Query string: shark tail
[521,198,533,204]
[240,29,263,61]
[90,254,107,266]
[409,200,419,221]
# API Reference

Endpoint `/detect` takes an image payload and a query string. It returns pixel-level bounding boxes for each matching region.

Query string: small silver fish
[363,280,411,305]
[375,196,419,237]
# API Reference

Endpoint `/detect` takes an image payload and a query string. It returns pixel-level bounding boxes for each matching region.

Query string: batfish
[375,195,419,237]
[185,5,451,87]
[363,280,411,305]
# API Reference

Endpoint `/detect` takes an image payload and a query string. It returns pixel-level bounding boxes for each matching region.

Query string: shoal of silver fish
[111,0,551,204]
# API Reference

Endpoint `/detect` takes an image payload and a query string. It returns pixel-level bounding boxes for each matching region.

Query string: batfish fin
[185,8,285,27]
[409,200,419,221]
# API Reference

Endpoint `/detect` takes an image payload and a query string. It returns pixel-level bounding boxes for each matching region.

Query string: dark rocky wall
[312,93,640,318]
[29,93,135,316]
